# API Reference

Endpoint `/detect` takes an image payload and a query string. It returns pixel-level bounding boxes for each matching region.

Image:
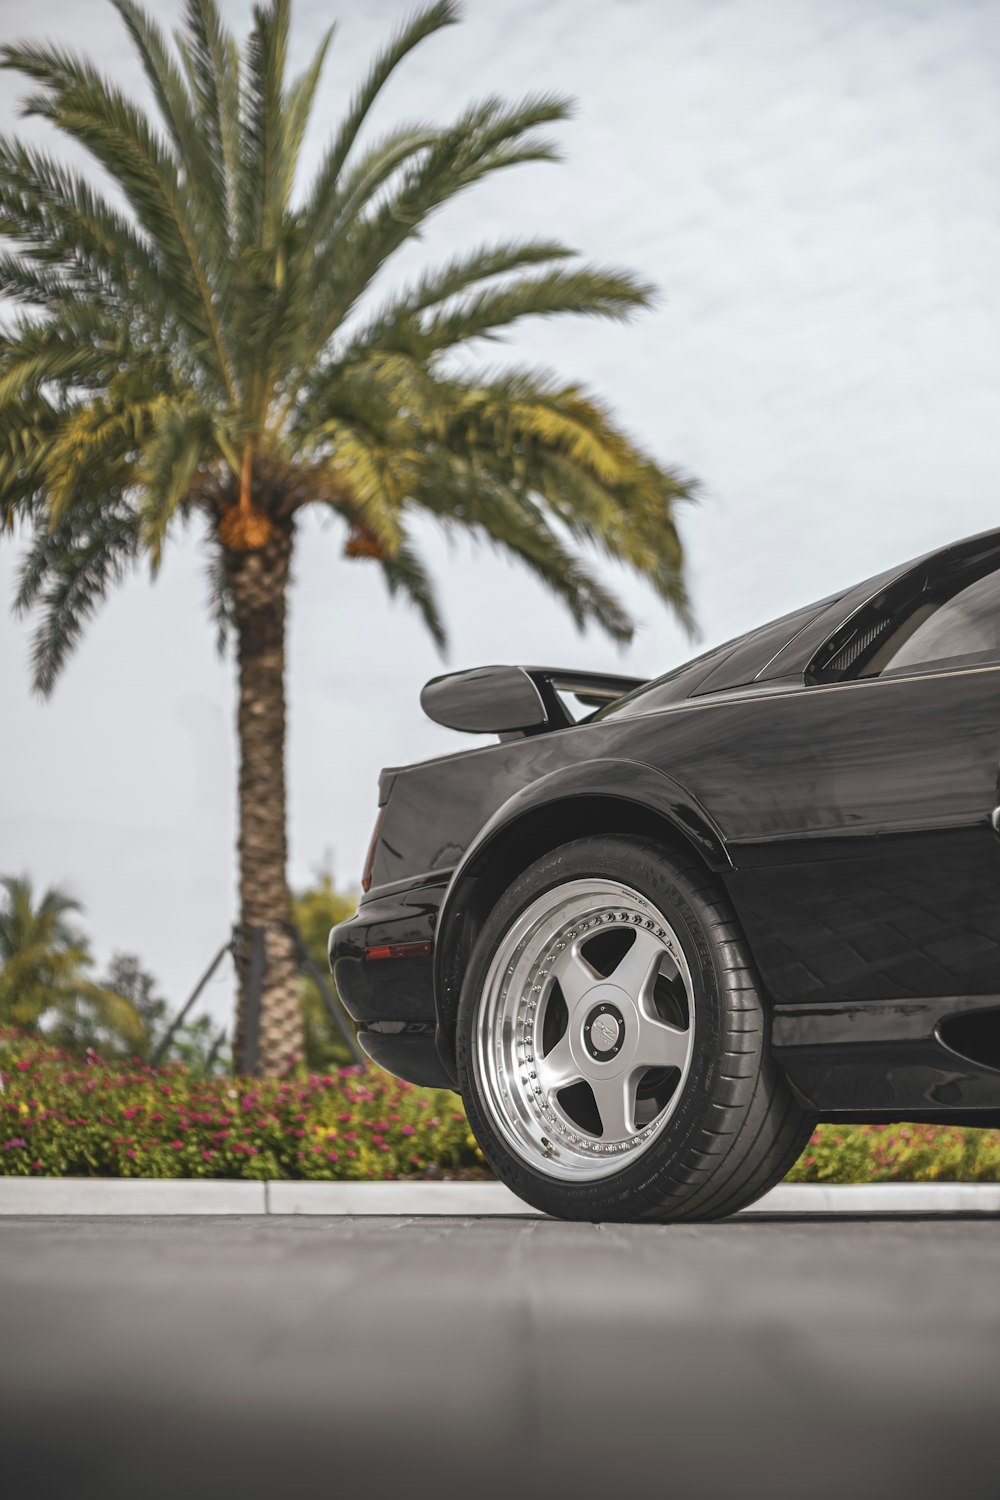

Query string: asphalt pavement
[2,1213,998,1500]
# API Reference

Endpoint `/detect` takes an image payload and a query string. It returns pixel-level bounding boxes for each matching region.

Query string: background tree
[0,0,696,1075]
[102,951,162,1030]
[0,875,147,1052]
[102,950,230,1071]
[293,872,357,1072]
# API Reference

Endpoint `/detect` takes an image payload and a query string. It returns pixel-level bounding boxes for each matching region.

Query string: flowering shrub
[787,1121,1000,1183]
[0,1031,486,1181]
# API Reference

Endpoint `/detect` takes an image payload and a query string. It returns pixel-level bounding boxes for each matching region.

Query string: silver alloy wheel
[472,878,696,1182]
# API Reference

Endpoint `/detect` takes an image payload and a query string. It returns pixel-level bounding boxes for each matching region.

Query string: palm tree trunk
[225,519,303,1075]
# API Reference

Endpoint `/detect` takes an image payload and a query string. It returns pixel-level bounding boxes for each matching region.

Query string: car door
[710,566,1000,1005]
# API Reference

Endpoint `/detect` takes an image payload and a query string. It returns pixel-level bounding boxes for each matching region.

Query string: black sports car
[330,528,1000,1221]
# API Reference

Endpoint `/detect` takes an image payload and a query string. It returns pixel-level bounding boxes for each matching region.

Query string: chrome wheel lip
[472,878,696,1184]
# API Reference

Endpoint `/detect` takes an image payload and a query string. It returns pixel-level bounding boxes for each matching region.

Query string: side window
[866,569,1000,678]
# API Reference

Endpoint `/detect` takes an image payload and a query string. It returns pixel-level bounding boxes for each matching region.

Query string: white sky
[1,0,998,1025]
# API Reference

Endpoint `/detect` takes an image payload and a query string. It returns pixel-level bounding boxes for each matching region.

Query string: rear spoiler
[420,664,645,737]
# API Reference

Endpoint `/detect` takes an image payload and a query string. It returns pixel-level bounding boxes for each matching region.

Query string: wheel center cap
[584,1002,625,1061]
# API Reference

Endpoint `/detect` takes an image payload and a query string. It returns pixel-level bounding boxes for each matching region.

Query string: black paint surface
[331,529,1000,1115]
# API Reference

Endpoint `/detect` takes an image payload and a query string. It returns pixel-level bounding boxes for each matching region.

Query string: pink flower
[127,1149,136,1159]
[123,1107,140,1120]
[400,1124,415,1137]
[344,1131,357,1142]
[15,1060,31,1072]
[327,1152,339,1162]
[170,1140,184,1150]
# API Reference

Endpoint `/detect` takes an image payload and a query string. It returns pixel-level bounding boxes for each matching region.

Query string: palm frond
[137,400,215,568]
[14,494,140,695]
[302,122,439,264]
[426,473,634,641]
[345,238,575,356]
[2,39,236,393]
[203,537,234,652]
[176,0,242,240]
[302,92,572,360]
[0,319,117,406]
[282,22,334,179]
[300,0,458,254]
[375,534,446,650]
[240,0,292,249]
[381,265,653,360]
[111,0,229,268]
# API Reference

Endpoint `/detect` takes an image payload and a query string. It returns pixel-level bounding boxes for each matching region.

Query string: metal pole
[293,932,364,1065]
[239,924,266,1076]
[203,1026,228,1075]
[150,940,233,1067]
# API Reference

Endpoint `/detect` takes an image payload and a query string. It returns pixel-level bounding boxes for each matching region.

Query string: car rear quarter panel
[373,670,995,888]
[374,667,1000,1012]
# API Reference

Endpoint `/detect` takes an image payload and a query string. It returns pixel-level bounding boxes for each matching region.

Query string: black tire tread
[457,835,815,1224]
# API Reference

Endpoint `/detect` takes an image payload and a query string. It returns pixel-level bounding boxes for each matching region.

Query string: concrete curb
[1,1178,999,1217]
[0,1177,267,1215]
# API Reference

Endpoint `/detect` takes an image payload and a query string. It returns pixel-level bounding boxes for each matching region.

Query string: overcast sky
[1,0,998,1025]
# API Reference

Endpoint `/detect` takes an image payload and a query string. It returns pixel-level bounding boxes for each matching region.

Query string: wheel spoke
[536,1032,583,1093]
[592,1071,637,1141]
[606,927,663,1002]
[552,943,598,1011]
[478,876,696,1181]
[634,1013,688,1072]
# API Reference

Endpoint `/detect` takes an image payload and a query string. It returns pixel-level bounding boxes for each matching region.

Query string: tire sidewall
[456,836,754,1220]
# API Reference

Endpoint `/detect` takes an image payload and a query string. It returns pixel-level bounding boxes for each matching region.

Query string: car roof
[600,526,1000,721]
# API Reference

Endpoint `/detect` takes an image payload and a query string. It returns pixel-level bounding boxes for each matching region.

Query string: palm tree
[0,875,147,1051]
[0,0,696,1075]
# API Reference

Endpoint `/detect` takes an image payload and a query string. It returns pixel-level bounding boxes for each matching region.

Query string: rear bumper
[356,1026,452,1089]
[329,877,454,1090]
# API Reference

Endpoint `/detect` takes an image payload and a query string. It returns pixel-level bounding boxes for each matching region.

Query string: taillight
[361,807,384,893]
[363,941,434,961]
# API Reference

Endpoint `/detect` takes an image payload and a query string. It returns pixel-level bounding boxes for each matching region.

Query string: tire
[456,835,814,1222]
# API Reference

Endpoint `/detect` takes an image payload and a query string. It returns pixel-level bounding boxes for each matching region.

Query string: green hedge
[0,1032,484,1181]
[786,1122,1000,1184]
[3,1032,1000,1183]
